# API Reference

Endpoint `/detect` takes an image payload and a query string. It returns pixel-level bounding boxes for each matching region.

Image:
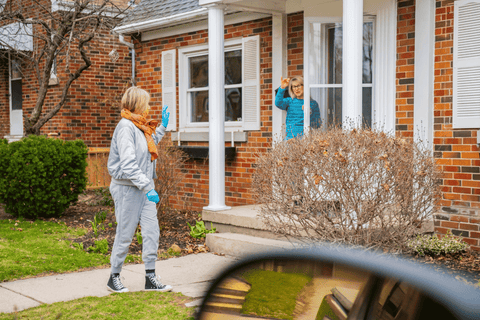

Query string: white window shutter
[162,49,176,131]
[453,0,480,128]
[242,35,260,131]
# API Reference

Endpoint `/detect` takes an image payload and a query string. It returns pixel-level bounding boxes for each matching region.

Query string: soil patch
[1,191,480,284]
[0,190,209,261]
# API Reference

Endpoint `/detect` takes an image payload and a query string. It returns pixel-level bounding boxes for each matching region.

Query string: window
[10,59,23,111]
[306,19,374,128]
[187,50,242,123]
[453,0,480,128]
[175,36,260,132]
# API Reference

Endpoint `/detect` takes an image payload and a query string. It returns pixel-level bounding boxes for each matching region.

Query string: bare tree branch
[0,0,131,135]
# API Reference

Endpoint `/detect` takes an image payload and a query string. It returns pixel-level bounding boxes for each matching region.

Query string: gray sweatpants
[109,182,159,274]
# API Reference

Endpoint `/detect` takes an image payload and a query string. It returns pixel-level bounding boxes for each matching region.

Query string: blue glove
[146,189,159,203]
[162,105,170,128]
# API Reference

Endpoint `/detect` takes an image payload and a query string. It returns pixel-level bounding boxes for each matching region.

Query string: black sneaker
[145,274,173,292]
[107,274,129,293]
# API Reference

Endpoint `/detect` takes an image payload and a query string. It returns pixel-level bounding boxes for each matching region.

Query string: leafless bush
[253,127,441,253]
[154,139,188,213]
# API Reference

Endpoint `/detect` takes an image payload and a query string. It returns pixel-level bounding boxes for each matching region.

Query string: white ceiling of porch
[206,0,392,16]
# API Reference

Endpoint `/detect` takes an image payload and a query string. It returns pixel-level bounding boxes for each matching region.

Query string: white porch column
[204,4,230,211]
[342,0,363,127]
[272,13,287,144]
[414,0,435,151]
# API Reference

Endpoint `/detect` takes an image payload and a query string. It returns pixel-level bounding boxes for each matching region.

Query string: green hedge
[0,135,88,219]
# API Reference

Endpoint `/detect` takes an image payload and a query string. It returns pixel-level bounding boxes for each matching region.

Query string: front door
[10,58,23,136]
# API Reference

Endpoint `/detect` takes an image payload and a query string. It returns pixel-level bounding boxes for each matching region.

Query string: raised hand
[280,76,290,89]
[161,105,170,128]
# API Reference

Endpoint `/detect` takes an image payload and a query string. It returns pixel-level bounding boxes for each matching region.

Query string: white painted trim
[224,3,284,15]
[272,13,287,144]
[114,8,208,34]
[171,131,247,142]
[142,12,269,41]
[8,52,23,136]
[178,38,246,132]
[342,0,363,128]
[373,0,396,133]
[414,0,435,150]
[204,4,230,211]
[162,49,177,131]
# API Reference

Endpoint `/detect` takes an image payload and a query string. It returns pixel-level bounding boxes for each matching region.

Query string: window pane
[189,55,208,88]
[362,87,372,128]
[327,25,343,85]
[190,91,209,122]
[225,88,242,121]
[363,22,374,84]
[190,89,243,123]
[225,50,242,85]
[311,87,342,127]
[11,59,22,79]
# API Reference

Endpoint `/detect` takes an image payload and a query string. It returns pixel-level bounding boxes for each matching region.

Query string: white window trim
[304,16,376,128]
[303,2,396,133]
[178,38,244,132]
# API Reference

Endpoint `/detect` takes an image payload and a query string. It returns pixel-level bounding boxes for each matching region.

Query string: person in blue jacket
[106,86,172,293]
[275,76,321,140]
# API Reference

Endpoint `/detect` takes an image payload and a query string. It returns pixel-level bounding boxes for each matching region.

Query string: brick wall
[36,29,131,147]
[433,0,480,250]
[287,12,303,78]
[0,0,131,147]
[396,0,415,138]
[135,17,274,211]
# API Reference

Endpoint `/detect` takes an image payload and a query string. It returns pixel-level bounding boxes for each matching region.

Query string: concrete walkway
[0,253,238,314]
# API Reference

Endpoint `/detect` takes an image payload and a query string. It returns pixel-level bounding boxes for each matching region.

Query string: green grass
[240,269,312,320]
[315,296,340,320]
[0,291,195,319]
[0,219,110,282]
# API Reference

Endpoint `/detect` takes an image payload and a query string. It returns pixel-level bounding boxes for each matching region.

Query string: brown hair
[121,86,150,114]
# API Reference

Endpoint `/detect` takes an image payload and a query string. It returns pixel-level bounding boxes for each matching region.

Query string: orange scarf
[121,108,159,161]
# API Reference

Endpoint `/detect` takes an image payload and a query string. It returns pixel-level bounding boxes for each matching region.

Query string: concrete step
[203,205,289,240]
[206,233,299,258]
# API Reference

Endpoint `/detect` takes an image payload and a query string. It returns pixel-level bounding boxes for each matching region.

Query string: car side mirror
[197,247,480,320]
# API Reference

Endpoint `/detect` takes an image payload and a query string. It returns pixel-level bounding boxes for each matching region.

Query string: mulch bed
[0,190,209,261]
[1,191,480,284]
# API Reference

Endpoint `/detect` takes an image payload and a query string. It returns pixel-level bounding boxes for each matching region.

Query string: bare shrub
[154,139,188,213]
[253,127,442,252]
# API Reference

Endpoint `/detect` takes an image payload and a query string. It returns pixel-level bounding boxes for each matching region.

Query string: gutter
[118,35,136,85]
[113,8,208,34]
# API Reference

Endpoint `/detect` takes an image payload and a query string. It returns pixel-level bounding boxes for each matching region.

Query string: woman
[275,76,321,140]
[106,86,172,293]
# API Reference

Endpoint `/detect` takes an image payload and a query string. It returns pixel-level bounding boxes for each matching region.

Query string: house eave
[113,7,209,34]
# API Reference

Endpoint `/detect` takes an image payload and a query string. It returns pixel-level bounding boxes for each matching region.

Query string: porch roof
[117,0,203,32]
[0,23,33,51]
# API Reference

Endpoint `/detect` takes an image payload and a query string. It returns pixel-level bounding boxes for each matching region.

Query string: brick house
[112,0,480,248]
[0,0,132,147]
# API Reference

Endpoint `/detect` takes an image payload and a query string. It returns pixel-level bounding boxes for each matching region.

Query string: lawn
[240,269,312,320]
[0,219,110,282]
[0,291,195,319]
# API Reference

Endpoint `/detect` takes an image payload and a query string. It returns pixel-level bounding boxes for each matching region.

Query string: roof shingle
[119,0,202,26]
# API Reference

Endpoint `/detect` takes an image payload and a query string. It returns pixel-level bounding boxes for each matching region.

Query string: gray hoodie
[107,118,166,193]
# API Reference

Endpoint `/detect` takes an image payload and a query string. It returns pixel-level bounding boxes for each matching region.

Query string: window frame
[178,38,245,132]
[304,16,376,129]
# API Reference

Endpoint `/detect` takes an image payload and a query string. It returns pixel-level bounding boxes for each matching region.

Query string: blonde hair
[121,86,150,114]
[288,76,304,99]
